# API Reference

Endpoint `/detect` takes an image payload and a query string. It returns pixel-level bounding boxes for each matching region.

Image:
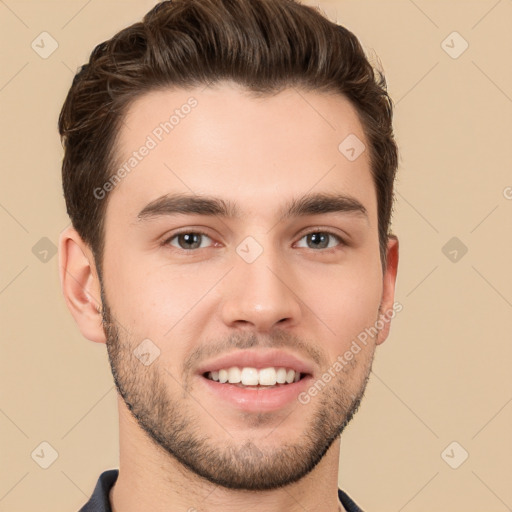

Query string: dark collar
[79,469,363,512]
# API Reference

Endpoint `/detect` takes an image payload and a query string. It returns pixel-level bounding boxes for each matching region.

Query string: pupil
[181,233,200,249]
[309,232,328,249]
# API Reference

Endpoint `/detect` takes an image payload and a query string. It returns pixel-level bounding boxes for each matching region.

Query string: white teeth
[259,367,277,386]
[276,367,287,384]
[241,367,259,385]
[228,367,241,383]
[206,366,302,386]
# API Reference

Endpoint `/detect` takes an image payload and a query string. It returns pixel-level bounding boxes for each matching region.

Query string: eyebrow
[136,192,368,223]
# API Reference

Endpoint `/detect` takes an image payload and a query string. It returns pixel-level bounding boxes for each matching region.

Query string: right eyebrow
[137,194,241,221]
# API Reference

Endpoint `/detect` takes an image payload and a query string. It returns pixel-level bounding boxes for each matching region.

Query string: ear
[58,226,106,344]
[376,235,399,345]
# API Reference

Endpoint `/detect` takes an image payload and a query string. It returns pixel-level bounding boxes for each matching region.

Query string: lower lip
[199,375,313,413]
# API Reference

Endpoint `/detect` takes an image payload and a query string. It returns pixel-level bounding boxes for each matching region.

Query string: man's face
[99,82,395,490]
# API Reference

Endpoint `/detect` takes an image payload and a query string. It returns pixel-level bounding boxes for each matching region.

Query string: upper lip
[196,349,314,376]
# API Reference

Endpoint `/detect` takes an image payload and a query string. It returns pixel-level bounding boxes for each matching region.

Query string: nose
[219,242,303,332]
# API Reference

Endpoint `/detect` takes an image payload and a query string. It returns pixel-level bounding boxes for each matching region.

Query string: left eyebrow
[279,192,368,222]
[136,192,368,223]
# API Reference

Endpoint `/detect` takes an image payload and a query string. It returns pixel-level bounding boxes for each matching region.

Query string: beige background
[1,1,511,511]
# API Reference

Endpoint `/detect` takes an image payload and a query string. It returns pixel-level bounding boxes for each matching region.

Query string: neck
[109,398,347,512]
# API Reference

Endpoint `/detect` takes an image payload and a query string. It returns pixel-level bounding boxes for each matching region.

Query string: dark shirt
[79,469,363,512]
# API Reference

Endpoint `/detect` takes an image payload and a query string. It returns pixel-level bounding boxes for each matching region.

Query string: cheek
[300,259,382,353]
[104,255,216,337]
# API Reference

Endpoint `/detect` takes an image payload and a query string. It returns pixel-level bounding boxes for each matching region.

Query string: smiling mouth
[202,366,308,389]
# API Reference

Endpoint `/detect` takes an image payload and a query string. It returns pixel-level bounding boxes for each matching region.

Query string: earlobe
[376,235,399,346]
[58,226,106,344]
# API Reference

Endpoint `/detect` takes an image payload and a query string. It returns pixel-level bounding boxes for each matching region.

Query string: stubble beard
[101,292,375,491]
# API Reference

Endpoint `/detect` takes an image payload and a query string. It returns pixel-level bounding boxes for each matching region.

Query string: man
[58,0,399,510]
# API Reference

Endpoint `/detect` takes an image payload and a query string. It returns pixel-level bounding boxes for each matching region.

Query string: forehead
[107,82,376,225]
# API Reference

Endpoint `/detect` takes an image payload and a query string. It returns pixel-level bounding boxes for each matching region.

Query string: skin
[59,81,398,512]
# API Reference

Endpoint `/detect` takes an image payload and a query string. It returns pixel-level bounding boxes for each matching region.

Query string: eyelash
[162,228,346,252]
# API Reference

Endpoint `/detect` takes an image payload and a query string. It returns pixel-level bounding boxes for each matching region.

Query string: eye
[295,230,345,250]
[164,231,214,250]
[162,229,346,252]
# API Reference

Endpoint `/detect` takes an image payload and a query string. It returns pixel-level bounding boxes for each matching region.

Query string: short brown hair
[58,0,398,275]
